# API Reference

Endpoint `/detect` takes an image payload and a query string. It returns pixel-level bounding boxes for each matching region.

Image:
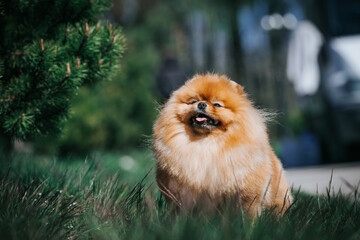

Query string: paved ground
[285,162,360,195]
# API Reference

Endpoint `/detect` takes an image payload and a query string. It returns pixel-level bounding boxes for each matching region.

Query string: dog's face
[169,74,249,135]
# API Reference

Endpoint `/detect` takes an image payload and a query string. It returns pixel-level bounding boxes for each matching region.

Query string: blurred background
[25,0,360,167]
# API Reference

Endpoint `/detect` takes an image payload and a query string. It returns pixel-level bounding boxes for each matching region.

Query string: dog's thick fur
[153,74,292,217]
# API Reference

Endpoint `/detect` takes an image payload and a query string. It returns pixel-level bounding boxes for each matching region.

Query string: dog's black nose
[197,102,207,111]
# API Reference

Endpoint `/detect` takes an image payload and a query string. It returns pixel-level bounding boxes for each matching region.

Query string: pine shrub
[0,0,125,140]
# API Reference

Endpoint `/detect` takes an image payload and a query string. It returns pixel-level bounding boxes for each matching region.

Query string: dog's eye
[213,103,222,108]
[189,100,198,104]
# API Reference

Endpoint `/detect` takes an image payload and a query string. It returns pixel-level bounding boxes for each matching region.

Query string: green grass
[0,151,359,240]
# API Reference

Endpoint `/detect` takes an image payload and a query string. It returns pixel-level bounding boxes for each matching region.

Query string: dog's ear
[236,84,245,95]
[230,80,246,96]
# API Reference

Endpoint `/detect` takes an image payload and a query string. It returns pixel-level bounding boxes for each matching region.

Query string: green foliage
[0,152,359,239]
[0,0,125,140]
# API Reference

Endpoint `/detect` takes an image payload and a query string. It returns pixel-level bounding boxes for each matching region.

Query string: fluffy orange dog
[153,74,292,217]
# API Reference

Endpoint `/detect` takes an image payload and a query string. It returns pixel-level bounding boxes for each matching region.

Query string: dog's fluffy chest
[156,134,263,195]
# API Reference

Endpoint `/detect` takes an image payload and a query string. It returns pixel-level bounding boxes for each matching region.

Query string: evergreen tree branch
[0,96,15,103]
[62,27,70,46]
[0,2,125,140]
[76,23,89,56]
[44,65,71,98]
[101,37,116,56]
[21,41,45,103]
[61,0,71,23]
[71,0,92,22]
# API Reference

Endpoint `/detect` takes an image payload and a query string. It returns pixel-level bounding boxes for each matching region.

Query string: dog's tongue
[196,117,207,122]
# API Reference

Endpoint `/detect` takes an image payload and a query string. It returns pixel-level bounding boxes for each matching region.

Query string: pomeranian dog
[153,74,292,217]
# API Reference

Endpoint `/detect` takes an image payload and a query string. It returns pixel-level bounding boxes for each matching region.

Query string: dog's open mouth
[190,113,221,128]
